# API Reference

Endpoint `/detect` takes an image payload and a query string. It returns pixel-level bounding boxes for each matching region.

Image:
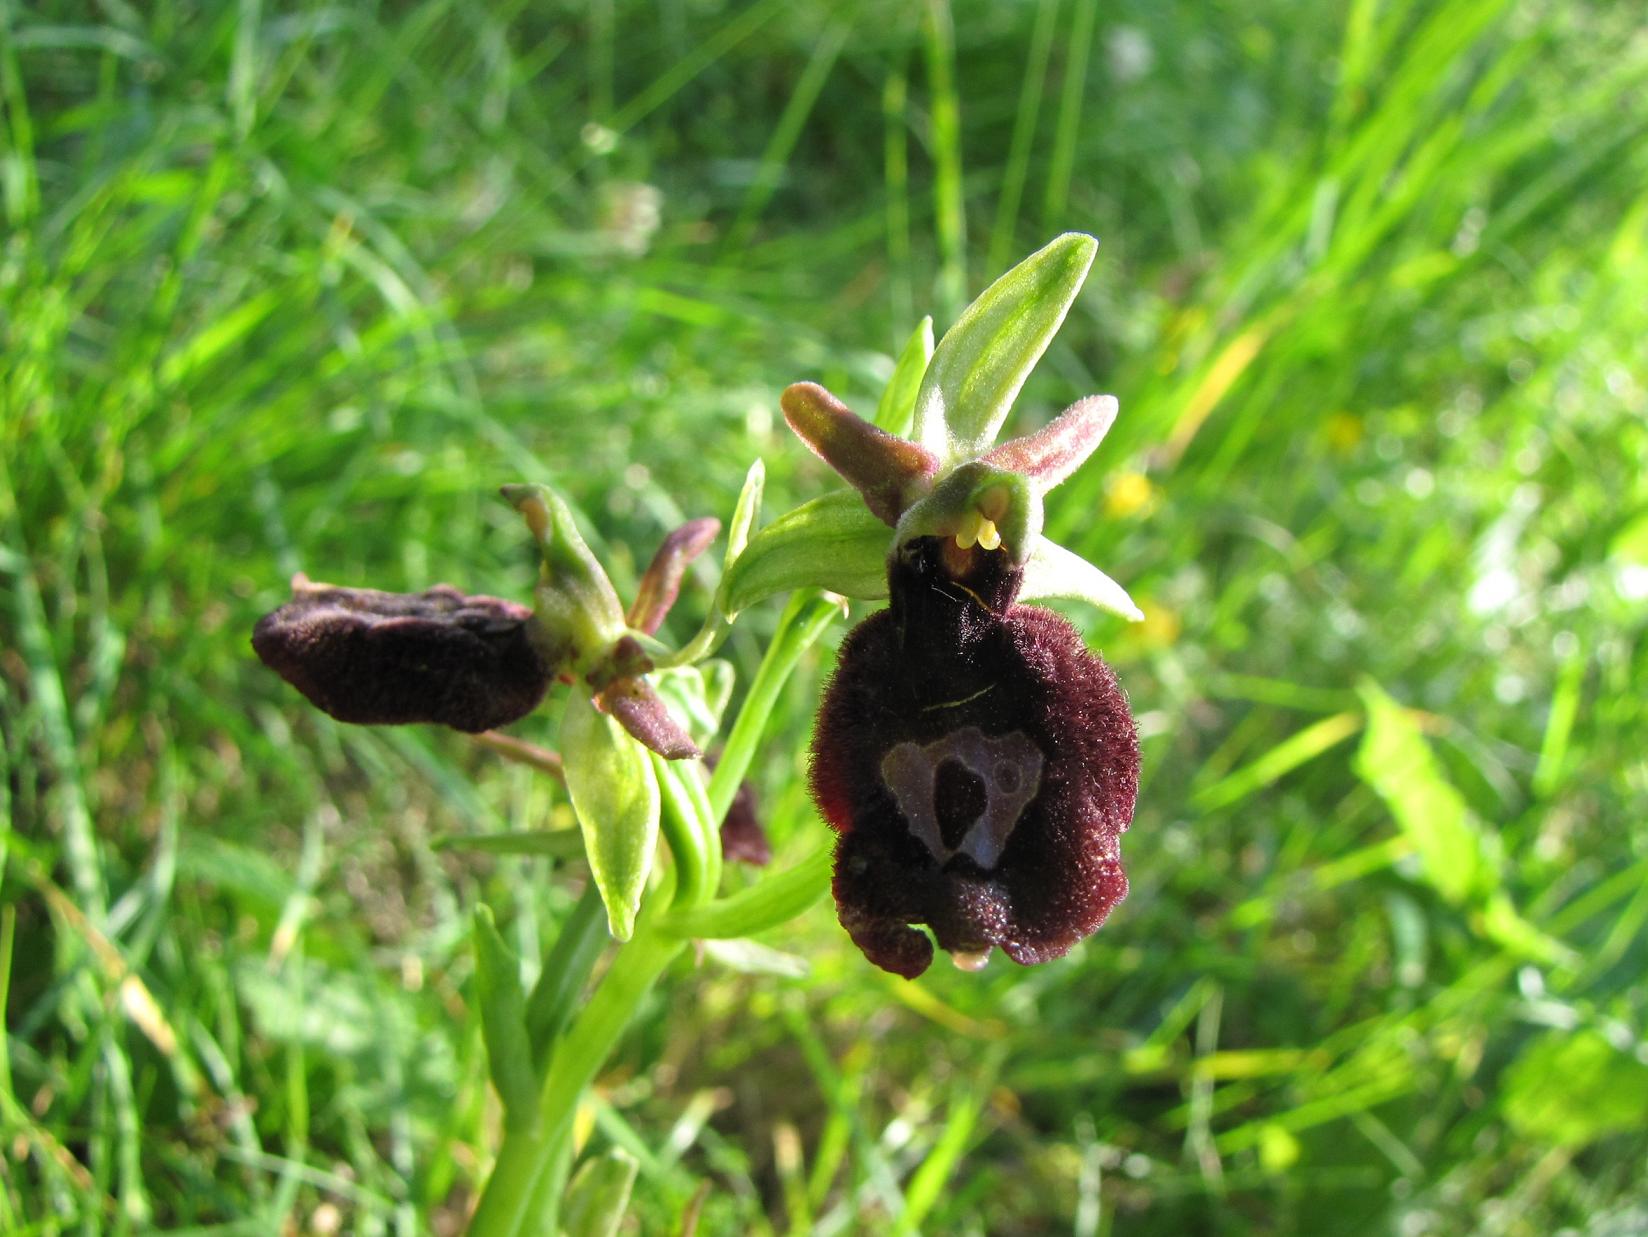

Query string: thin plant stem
[469,589,841,1235]
[706,590,841,822]
[467,923,685,1237]
[524,883,608,1068]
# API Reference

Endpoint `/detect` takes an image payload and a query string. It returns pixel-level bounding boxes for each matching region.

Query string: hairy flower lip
[251,579,551,733]
[810,538,1139,978]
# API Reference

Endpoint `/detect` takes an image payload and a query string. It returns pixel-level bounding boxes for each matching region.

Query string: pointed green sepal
[874,315,936,435]
[893,464,1043,566]
[910,232,1098,462]
[471,906,538,1126]
[1019,537,1144,621]
[717,488,891,617]
[559,692,661,941]
[562,1148,640,1237]
[502,483,626,671]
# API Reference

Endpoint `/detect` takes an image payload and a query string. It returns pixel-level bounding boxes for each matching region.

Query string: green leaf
[429,830,586,859]
[1019,536,1144,621]
[1503,1029,1648,1148]
[717,489,889,618]
[910,233,1098,461]
[1477,892,1573,967]
[660,845,831,939]
[874,315,935,435]
[559,694,661,941]
[1353,680,1491,906]
[561,1148,640,1237]
[471,906,538,1125]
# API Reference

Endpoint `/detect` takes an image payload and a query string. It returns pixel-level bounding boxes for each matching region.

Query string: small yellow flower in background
[1325,411,1364,454]
[1106,471,1158,519]
[1135,602,1182,649]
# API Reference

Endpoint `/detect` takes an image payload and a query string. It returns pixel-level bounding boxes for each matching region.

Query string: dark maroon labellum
[810,537,1139,978]
[252,582,551,733]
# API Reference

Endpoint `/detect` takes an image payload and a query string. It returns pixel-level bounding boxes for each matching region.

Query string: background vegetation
[3,0,1646,1232]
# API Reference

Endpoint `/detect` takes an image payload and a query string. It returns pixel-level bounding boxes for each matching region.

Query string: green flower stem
[468,921,685,1237]
[706,590,841,822]
[524,883,608,1069]
[471,589,840,1235]
[652,753,716,908]
[649,607,730,670]
[659,844,831,940]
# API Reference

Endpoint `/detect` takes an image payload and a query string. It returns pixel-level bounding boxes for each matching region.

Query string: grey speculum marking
[880,726,1044,869]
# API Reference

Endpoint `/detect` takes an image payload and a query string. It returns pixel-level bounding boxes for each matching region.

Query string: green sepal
[502,483,626,671]
[559,692,660,941]
[1019,536,1144,621]
[875,315,935,435]
[471,906,538,1127]
[910,232,1098,462]
[561,1148,640,1237]
[717,489,891,617]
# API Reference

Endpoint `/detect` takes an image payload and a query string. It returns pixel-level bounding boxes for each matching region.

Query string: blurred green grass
[3,0,1646,1233]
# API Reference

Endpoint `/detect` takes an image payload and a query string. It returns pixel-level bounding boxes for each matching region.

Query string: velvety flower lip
[810,537,1139,978]
[251,578,551,733]
[770,237,1145,975]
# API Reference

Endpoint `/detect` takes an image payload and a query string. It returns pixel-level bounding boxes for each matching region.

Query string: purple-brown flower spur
[252,579,551,733]
[809,537,1139,978]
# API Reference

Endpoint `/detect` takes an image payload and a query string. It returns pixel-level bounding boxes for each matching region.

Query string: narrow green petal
[717,488,890,618]
[874,315,935,435]
[1019,536,1144,621]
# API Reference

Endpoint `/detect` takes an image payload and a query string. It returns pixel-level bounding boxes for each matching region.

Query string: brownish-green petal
[598,677,702,760]
[984,394,1118,494]
[781,381,939,526]
[628,517,720,635]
